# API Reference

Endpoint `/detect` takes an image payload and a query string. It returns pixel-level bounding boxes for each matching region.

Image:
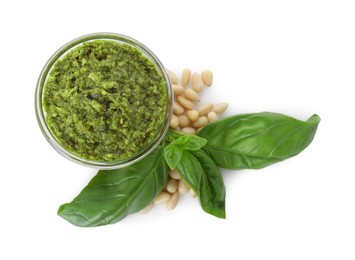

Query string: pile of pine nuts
[140,69,228,214]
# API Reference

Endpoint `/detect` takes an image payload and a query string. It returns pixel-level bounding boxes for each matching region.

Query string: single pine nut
[170,115,179,129]
[184,88,200,101]
[154,191,171,204]
[207,111,218,122]
[187,110,199,121]
[213,103,228,114]
[140,203,154,214]
[197,103,213,116]
[166,192,179,210]
[169,170,181,180]
[172,84,184,96]
[177,115,190,128]
[192,73,204,92]
[177,96,194,109]
[193,116,208,128]
[181,127,196,135]
[173,102,184,115]
[201,70,213,86]
[175,126,181,131]
[167,178,178,193]
[178,180,190,194]
[190,189,196,198]
[181,69,191,87]
[167,69,178,84]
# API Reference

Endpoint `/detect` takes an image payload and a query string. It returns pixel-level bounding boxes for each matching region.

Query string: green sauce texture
[43,40,167,162]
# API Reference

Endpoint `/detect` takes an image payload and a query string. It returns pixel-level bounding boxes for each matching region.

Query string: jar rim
[35,32,173,169]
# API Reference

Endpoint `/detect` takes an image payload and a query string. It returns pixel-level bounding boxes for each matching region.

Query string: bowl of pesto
[35,33,172,169]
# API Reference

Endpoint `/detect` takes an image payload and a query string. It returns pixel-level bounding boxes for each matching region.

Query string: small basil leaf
[198,112,320,169]
[174,134,207,151]
[177,150,226,218]
[58,148,168,227]
[166,129,183,141]
[164,144,183,170]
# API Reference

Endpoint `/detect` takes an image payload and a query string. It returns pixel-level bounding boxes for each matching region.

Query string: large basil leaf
[58,148,168,227]
[177,150,226,218]
[198,112,320,169]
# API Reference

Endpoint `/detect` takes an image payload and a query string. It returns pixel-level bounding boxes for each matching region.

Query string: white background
[1,0,354,259]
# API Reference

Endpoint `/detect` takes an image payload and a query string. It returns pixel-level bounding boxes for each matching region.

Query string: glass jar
[35,33,173,169]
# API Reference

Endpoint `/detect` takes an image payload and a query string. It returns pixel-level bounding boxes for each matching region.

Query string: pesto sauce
[43,40,167,162]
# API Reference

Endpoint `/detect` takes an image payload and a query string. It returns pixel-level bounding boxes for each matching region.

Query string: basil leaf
[174,134,207,151]
[198,112,320,169]
[166,129,183,141]
[58,148,168,227]
[164,144,183,170]
[177,150,226,218]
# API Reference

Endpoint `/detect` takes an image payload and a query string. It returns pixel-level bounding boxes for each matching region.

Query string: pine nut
[197,103,213,116]
[166,192,179,210]
[177,115,190,128]
[181,127,196,135]
[181,68,191,87]
[167,178,178,193]
[201,70,213,86]
[178,180,190,194]
[193,116,208,128]
[167,69,178,84]
[175,126,181,131]
[169,170,181,180]
[187,110,199,121]
[170,115,179,129]
[177,96,194,109]
[154,191,171,204]
[172,84,184,96]
[140,203,154,214]
[173,102,184,115]
[213,103,228,114]
[192,73,204,92]
[184,88,200,101]
[207,111,218,122]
